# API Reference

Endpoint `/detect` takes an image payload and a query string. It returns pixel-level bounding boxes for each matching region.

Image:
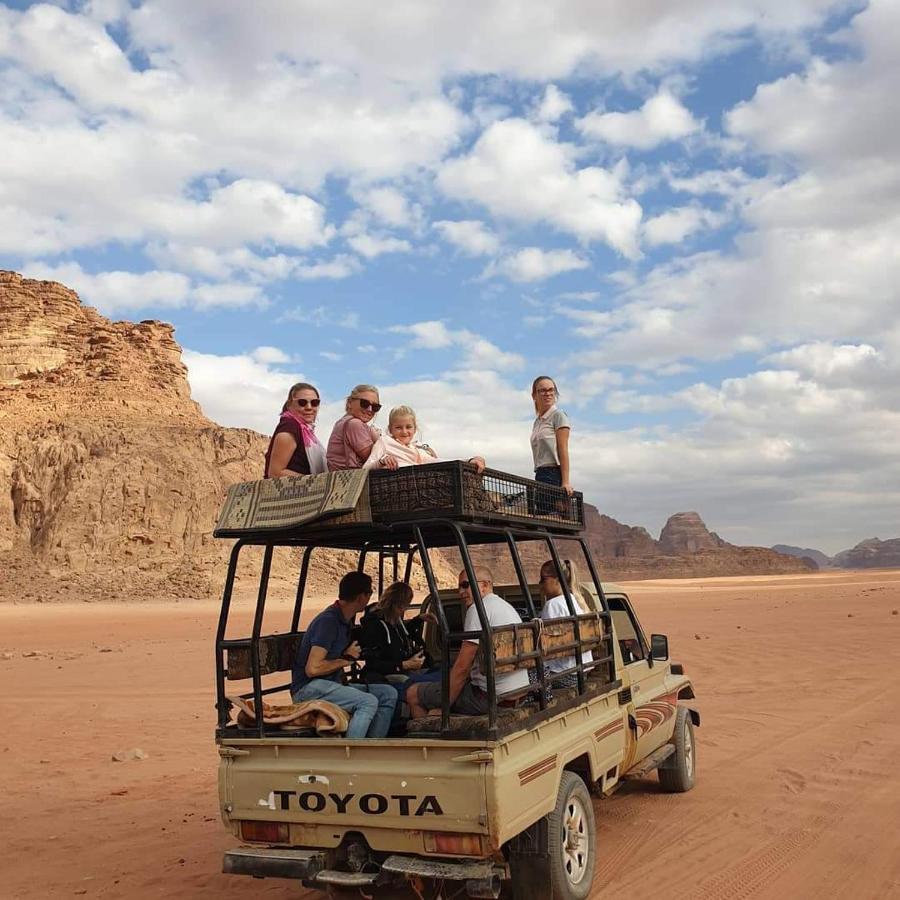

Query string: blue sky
[1,0,898,553]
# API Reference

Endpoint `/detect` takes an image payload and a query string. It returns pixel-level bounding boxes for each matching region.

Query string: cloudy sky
[2,0,898,553]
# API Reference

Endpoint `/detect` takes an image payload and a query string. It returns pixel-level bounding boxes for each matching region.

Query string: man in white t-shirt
[407,566,530,718]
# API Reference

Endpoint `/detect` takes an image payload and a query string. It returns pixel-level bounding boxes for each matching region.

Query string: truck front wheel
[657,706,696,793]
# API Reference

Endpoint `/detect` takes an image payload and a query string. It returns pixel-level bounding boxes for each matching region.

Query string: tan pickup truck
[213,464,699,898]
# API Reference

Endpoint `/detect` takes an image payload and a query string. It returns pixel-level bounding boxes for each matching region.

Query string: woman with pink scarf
[264,382,328,478]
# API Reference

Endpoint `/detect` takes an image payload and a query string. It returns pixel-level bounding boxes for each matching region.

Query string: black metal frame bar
[214,514,618,741]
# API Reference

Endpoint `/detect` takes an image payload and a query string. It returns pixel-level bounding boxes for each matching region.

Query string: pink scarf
[281,410,319,448]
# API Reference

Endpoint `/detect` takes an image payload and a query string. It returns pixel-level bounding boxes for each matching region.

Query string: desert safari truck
[213,463,698,898]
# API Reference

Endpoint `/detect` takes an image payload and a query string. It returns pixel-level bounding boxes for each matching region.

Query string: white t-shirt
[464,593,531,695]
[540,594,593,674]
[530,406,570,469]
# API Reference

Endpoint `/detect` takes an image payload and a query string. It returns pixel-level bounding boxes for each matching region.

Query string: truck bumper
[223,847,324,880]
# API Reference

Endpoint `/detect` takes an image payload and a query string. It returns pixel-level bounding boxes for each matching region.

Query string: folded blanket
[228,696,351,734]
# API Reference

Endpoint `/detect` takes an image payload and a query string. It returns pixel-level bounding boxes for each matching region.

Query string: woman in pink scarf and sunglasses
[264,382,328,478]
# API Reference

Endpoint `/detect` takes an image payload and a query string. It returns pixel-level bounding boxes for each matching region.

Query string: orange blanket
[228,696,351,734]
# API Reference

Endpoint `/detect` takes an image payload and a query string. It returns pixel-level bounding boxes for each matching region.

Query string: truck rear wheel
[547,771,596,899]
[657,706,696,793]
[508,771,596,899]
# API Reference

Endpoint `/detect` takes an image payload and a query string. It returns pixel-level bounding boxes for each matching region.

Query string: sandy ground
[2,570,900,899]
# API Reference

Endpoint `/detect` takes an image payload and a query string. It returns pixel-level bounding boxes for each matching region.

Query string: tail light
[423,832,486,856]
[240,821,289,843]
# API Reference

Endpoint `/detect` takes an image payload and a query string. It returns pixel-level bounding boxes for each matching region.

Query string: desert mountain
[0,271,453,602]
[468,507,815,582]
[1,271,813,602]
[832,538,900,569]
[772,544,833,569]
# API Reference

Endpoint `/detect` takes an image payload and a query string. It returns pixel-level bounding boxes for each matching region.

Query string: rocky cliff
[832,538,900,569]
[0,271,449,602]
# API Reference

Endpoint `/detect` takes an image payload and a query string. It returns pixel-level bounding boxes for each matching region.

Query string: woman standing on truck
[264,382,328,478]
[530,376,573,495]
[326,384,397,470]
[539,558,592,688]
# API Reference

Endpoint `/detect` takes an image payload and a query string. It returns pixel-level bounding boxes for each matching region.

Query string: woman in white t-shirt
[530,376,573,495]
[538,558,592,688]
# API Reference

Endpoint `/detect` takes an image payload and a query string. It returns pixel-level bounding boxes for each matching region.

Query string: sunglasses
[355,398,382,413]
[535,388,557,395]
[294,398,320,408]
[458,580,485,590]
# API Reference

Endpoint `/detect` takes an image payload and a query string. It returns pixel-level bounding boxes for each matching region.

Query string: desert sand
[3,569,900,899]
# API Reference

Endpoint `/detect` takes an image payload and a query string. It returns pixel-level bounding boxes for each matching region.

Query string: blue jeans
[292,679,398,738]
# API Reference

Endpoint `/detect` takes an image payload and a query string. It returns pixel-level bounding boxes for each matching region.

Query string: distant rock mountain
[772,544,832,569]
[470,507,815,582]
[659,511,725,554]
[832,538,900,569]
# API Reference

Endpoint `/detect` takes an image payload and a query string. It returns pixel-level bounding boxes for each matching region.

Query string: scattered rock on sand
[892,610,898,615]
[22,650,45,658]
[694,634,702,640]
[0,651,14,660]
[111,748,148,762]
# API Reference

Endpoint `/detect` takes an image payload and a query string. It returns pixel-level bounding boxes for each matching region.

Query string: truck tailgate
[220,739,490,845]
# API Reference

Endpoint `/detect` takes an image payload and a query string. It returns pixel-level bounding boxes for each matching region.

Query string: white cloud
[250,346,291,365]
[643,205,724,246]
[433,220,500,257]
[24,262,191,313]
[183,348,306,434]
[577,90,701,150]
[534,84,573,122]
[346,233,413,259]
[355,186,422,231]
[24,261,265,313]
[390,320,455,349]
[438,118,642,257]
[390,320,524,371]
[485,247,589,283]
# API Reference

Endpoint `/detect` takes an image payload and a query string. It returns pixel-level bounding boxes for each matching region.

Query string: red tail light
[240,821,289,843]
[423,832,486,856]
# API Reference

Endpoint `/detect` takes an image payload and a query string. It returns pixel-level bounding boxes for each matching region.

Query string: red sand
[2,569,900,899]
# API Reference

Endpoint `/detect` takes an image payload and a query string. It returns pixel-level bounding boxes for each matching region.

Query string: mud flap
[507,816,552,899]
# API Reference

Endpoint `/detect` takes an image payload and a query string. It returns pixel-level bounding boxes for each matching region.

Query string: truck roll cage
[214,473,619,741]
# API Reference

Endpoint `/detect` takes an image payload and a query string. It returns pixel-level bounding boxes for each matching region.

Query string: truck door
[608,595,672,767]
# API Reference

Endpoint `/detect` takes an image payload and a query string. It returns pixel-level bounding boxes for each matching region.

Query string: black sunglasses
[355,398,382,413]
[294,398,320,408]
[459,580,484,590]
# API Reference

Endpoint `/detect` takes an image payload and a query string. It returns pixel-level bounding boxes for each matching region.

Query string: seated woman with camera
[358,582,440,700]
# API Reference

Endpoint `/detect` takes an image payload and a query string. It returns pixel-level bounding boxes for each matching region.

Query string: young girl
[363,405,486,472]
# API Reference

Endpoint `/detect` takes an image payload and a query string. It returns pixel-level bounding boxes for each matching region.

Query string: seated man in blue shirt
[291,571,398,738]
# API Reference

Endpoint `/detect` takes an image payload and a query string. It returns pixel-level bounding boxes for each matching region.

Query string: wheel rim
[684,722,695,777]
[561,794,589,886]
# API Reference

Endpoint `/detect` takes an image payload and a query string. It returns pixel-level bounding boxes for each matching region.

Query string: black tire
[658,706,696,793]
[546,771,596,899]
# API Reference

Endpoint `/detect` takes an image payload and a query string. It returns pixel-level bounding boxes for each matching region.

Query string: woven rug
[215,470,369,535]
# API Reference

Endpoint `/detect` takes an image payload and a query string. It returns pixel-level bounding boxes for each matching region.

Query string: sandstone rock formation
[0,271,448,602]
[658,511,724,554]
[832,538,900,569]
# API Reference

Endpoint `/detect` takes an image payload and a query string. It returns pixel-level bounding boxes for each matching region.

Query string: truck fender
[677,684,696,700]
[686,708,700,727]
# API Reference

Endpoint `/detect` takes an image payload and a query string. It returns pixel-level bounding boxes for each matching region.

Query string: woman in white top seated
[363,405,486,472]
[538,558,593,688]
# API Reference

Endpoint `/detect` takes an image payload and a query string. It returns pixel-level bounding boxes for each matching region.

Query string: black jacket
[358,605,430,683]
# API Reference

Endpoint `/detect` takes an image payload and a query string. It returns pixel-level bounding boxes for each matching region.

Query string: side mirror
[650,634,669,661]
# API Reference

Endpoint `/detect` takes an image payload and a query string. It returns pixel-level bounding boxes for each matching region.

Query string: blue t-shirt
[292,603,352,694]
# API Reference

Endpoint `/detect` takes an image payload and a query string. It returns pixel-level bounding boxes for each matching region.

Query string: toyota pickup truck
[212,464,699,898]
